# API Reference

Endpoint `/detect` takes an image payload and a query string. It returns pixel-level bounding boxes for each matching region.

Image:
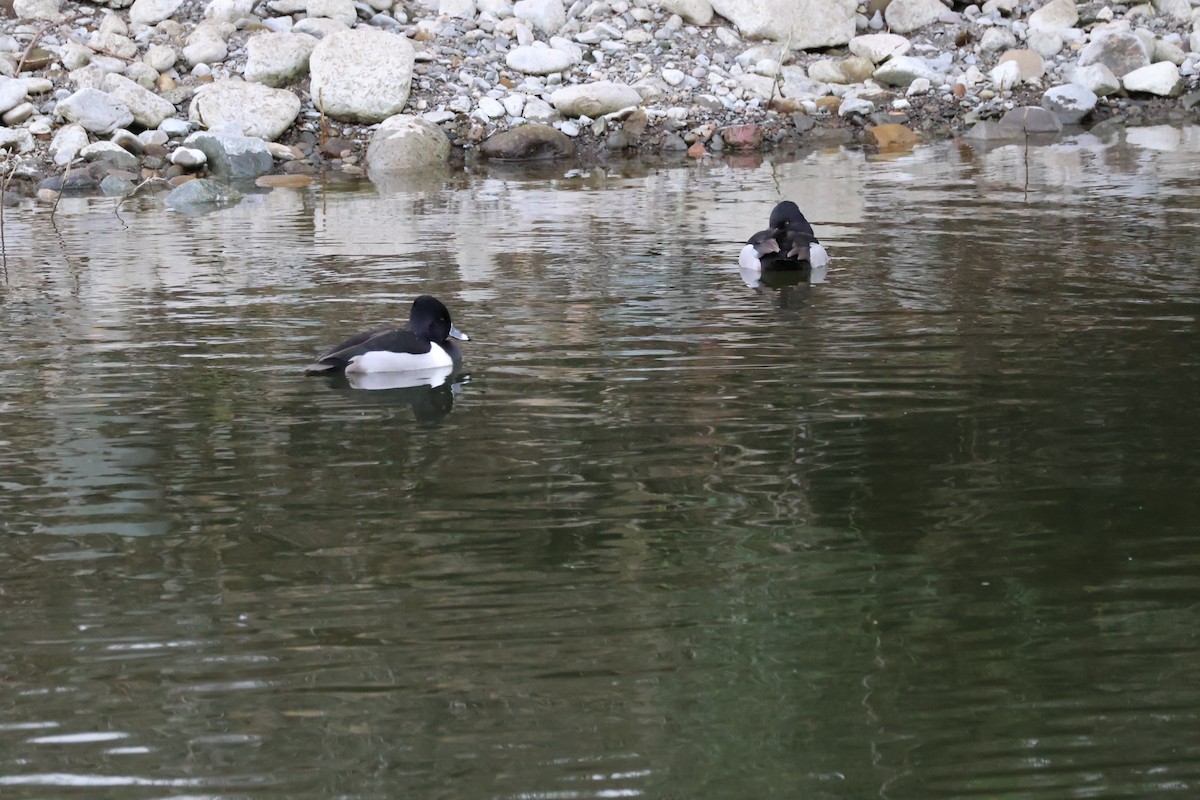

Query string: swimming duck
[738,200,830,273]
[305,295,469,375]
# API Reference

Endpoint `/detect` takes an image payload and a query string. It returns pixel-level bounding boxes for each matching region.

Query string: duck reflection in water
[321,366,469,424]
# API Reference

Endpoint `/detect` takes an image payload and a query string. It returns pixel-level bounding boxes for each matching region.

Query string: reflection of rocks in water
[323,369,467,424]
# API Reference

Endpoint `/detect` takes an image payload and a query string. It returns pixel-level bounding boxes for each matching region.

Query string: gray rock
[159,118,193,137]
[80,140,140,171]
[998,49,1045,81]
[550,81,640,117]
[513,0,565,34]
[0,77,27,115]
[54,88,134,134]
[1078,29,1150,78]
[101,73,177,129]
[884,0,944,34]
[1121,61,1183,96]
[243,32,318,87]
[13,0,63,20]
[1027,29,1064,58]
[979,27,1017,54]
[364,114,451,174]
[49,122,89,165]
[188,80,301,141]
[139,128,169,146]
[505,45,577,75]
[183,130,273,177]
[1151,0,1190,22]
[962,119,1017,141]
[110,127,144,154]
[997,105,1063,134]
[659,0,712,25]
[480,123,575,159]
[1041,83,1097,124]
[165,178,243,208]
[848,32,910,63]
[100,174,136,195]
[307,0,358,25]
[309,29,415,123]
[129,0,184,26]
[709,0,855,49]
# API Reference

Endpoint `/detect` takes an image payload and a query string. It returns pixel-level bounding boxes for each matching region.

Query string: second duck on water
[305,295,469,375]
[739,201,830,273]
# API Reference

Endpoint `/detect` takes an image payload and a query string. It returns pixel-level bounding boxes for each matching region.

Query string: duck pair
[738,201,829,275]
[307,200,824,376]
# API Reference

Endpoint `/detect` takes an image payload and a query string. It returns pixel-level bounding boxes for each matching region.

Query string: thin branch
[114,176,167,226]
[16,14,79,73]
[49,160,70,232]
[0,158,15,278]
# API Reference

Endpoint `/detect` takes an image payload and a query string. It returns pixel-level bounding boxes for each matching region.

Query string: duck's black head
[768,201,815,238]
[408,295,469,347]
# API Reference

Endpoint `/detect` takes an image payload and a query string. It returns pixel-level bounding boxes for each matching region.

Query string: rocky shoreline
[1,0,1198,202]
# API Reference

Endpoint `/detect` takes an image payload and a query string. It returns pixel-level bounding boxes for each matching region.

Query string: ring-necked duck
[738,201,830,273]
[305,295,469,375]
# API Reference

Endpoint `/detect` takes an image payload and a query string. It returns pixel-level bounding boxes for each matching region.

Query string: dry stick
[49,160,71,232]
[768,28,795,110]
[318,88,328,149]
[114,177,166,226]
[16,14,79,74]
[0,159,15,278]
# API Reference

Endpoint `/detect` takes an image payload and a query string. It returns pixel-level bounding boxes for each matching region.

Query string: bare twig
[318,88,328,149]
[114,176,167,226]
[0,158,15,278]
[16,14,79,73]
[49,161,70,232]
[769,27,795,109]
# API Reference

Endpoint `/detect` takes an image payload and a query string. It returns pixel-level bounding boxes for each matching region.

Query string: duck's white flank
[344,343,453,374]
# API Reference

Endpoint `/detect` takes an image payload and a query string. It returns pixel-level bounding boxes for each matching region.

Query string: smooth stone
[364,113,451,174]
[13,0,63,21]
[110,128,144,154]
[659,0,712,25]
[129,0,184,26]
[1121,61,1183,96]
[307,0,357,25]
[144,45,178,72]
[204,0,255,22]
[883,0,944,34]
[479,123,575,159]
[99,174,136,195]
[513,0,565,34]
[2,102,34,125]
[243,31,318,87]
[998,49,1045,81]
[0,126,35,153]
[159,117,193,137]
[293,17,349,37]
[309,29,415,123]
[708,0,855,49]
[54,88,134,134]
[979,27,1017,54]
[139,128,170,145]
[997,105,1063,134]
[873,55,942,87]
[990,59,1022,91]
[165,177,243,208]
[101,72,177,129]
[1027,29,1064,58]
[848,32,910,63]
[169,145,208,167]
[183,130,273,177]
[550,81,641,117]
[49,122,89,165]
[1041,83,1097,124]
[80,140,140,171]
[1067,63,1120,96]
[255,173,313,187]
[188,79,301,140]
[0,77,27,115]
[1028,0,1077,30]
[505,45,577,75]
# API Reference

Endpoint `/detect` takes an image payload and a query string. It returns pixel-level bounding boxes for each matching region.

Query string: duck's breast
[345,343,454,374]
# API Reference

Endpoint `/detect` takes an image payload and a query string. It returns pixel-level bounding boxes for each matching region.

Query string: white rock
[60,42,92,71]
[243,31,318,87]
[169,146,208,167]
[708,0,855,49]
[884,0,944,34]
[139,128,169,146]
[0,77,27,115]
[1068,62,1120,95]
[159,118,193,136]
[309,29,415,122]
[848,32,910,63]
[1151,0,1190,22]
[1153,39,1186,67]
[101,72,177,129]
[477,96,505,118]
[1026,29,1064,58]
[662,68,686,86]
[293,18,349,37]
[980,27,1017,53]
[0,127,35,154]
[365,113,451,174]
[124,62,160,90]
[505,45,577,74]
[20,77,53,95]
[906,76,931,95]
[1028,0,1077,31]
[54,88,134,134]
[2,102,34,125]
[184,35,229,66]
[990,59,1022,90]
[550,80,640,116]
[144,44,177,72]
[129,0,184,26]
[13,0,61,21]
[873,55,942,87]
[307,0,358,25]
[523,96,555,120]
[513,0,565,34]
[502,94,525,116]
[49,122,89,165]
[838,95,874,115]
[1041,82,1097,123]
[440,0,476,17]
[1121,61,1182,95]
[204,0,255,22]
[659,0,712,25]
[188,79,302,140]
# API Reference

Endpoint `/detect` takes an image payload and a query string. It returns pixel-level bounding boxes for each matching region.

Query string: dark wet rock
[165,178,243,208]
[1182,92,1200,111]
[283,160,317,174]
[479,124,575,160]
[792,113,815,133]
[998,106,1063,134]
[660,133,688,151]
[320,137,355,157]
[183,131,273,179]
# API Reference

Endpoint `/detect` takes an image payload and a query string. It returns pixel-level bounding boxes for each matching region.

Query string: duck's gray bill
[449,324,470,342]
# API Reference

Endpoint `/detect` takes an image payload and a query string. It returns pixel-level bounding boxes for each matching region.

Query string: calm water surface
[2,126,1200,799]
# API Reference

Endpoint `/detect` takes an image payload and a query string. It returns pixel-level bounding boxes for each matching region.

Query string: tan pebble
[254,174,313,188]
[167,175,195,187]
[36,188,60,204]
